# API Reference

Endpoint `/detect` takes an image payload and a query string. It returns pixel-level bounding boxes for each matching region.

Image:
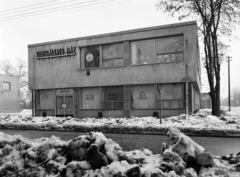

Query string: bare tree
[156,0,240,116]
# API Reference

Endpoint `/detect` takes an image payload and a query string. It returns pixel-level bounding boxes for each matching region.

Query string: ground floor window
[40,90,54,110]
[160,83,184,109]
[103,86,123,109]
[82,87,100,109]
[131,85,155,109]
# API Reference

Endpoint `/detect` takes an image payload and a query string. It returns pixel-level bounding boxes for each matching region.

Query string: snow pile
[1,108,240,136]
[0,129,240,177]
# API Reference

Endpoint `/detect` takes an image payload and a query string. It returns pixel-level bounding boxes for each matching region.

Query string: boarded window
[82,87,100,109]
[103,86,123,109]
[131,85,155,109]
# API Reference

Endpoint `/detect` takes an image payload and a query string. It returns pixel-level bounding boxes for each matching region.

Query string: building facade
[28,21,201,118]
[0,74,21,113]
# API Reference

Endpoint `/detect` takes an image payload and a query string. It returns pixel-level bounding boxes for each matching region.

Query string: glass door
[56,96,73,117]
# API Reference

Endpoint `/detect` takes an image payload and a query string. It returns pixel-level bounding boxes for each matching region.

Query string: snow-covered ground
[1,107,240,137]
[0,107,240,176]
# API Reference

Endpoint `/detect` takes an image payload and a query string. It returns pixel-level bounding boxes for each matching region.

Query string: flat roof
[0,73,19,79]
[28,20,197,47]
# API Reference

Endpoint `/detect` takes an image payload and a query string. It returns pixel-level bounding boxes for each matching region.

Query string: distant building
[28,21,201,118]
[200,93,212,109]
[221,95,239,107]
[0,74,21,113]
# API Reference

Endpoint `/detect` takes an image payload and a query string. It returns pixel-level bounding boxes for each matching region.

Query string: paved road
[1,129,240,156]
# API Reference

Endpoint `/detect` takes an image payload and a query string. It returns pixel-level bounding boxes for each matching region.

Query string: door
[56,96,73,117]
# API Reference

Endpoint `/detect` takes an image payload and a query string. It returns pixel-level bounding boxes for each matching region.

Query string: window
[40,90,54,109]
[103,86,123,109]
[131,85,155,109]
[81,46,100,69]
[82,87,100,109]
[3,82,10,91]
[131,39,155,65]
[158,84,184,109]
[156,36,183,63]
[130,36,183,65]
[103,43,124,67]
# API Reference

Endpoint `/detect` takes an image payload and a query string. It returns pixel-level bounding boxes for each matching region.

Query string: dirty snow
[1,107,240,137]
[0,107,240,176]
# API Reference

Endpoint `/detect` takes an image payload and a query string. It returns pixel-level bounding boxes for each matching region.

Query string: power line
[0,0,78,15]
[0,0,100,21]
[0,0,134,24]
[0,0,59,13]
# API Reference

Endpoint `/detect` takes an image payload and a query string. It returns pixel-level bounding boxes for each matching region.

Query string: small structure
[200,93,212,109]
[28,21,201,118]
[0,74,21,113]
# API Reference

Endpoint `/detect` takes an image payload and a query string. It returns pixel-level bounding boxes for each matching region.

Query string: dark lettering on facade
[36,46,76,59]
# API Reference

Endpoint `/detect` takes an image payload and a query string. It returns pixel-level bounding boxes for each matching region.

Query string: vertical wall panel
[124,85,131,109]
[74,88,79,118]
[123,41,130,65]
[123,85,130,117]
[36,90,40,110]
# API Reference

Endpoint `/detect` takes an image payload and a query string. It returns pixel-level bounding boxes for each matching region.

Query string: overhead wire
[0,0,79,15]
[0,0,107,21]
[0,0,59,13]
[0,0,134,24]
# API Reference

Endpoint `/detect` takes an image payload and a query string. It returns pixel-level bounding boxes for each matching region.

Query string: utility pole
[227,56,232,111]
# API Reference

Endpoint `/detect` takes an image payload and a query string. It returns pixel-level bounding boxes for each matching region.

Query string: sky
[0,0,240,99]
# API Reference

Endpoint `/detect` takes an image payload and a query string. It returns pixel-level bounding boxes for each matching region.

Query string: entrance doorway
[56,95,73,117]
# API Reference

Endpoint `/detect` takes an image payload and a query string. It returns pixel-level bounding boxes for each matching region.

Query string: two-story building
[28,21,201,118]
[0,74,21,113]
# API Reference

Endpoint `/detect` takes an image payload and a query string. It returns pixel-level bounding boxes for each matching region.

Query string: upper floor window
[3,82,11,91]
[103,43,124,67]
[130,36,183,65]
[81,46,100,69]
[156,36,183,63]
[131,39,155,65]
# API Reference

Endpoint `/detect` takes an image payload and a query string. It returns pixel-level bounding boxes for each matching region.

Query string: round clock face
[86,53,94,62]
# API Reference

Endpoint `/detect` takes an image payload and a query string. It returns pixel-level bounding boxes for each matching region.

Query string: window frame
[102,43,124,68]
[130,35,184,65]
[131,84,156,110]
[157,83,185,110]
[102,86,124,110]
[3,82,11,91]
[79,35,184,69]
[81,45,100,69]
[130,39,156,65]
[81,87,101,110]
